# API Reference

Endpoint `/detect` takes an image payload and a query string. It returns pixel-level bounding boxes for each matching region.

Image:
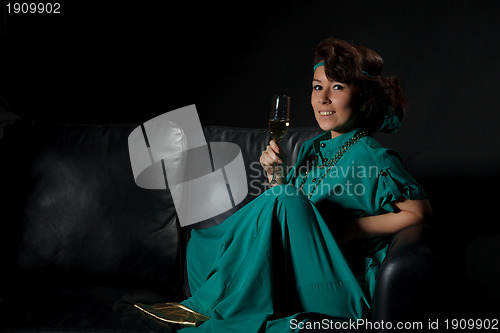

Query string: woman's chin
[318,120,358,134]
[318,123,339,132]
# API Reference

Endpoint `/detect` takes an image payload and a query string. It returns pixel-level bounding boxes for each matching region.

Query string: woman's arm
[339,198,433,244]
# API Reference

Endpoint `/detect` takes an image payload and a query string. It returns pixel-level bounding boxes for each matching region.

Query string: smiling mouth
[319,111,335,116]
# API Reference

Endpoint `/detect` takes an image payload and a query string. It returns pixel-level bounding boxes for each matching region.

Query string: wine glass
[267,94,290,185]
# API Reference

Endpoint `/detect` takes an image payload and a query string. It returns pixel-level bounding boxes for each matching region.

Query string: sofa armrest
[385,224,435,258]
[371,224,442,325]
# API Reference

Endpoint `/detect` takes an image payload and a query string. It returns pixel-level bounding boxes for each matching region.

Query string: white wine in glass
[268,119,290,142]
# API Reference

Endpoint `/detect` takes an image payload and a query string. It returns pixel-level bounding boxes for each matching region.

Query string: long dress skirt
[180,184,370,332]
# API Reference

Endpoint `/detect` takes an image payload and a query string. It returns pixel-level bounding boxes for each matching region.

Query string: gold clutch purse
[134,302,210,327]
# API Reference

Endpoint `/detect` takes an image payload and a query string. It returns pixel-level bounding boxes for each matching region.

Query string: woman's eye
[313,85,323,91]
[333,84,344,90]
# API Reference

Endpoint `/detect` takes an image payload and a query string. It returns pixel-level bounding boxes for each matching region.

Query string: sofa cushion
[0,120,181,292]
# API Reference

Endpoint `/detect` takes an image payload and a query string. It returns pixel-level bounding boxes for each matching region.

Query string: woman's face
[311,65,357,138]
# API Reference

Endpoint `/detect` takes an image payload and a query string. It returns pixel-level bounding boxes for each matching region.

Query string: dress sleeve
[375,149,427,213]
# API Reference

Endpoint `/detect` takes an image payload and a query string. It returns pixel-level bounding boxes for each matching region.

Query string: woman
[136,37,432,332]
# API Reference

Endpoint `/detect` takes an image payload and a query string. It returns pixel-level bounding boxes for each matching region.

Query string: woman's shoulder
[355,135,427,202]
[353,135,404,167]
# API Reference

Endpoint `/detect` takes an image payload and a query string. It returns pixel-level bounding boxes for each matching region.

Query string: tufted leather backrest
[0,120,323,293]
[1,120,180,292]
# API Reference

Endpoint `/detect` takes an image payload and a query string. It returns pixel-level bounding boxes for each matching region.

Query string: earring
[361,102,372,113]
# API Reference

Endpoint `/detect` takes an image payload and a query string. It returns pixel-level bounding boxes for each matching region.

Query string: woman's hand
[260,140,286,185]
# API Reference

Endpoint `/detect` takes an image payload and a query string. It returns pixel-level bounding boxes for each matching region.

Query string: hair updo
[314,37,406,133]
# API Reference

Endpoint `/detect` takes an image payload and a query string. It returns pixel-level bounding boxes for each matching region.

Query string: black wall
[2,1,500,178]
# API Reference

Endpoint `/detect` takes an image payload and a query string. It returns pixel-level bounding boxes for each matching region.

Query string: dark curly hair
[314,37,406,133]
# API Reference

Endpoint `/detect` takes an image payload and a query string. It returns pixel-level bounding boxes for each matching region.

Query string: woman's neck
[330,127,361,139]
[330,130,344,139]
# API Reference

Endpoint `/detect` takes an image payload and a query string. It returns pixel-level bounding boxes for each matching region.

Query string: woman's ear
[360,101,372,113]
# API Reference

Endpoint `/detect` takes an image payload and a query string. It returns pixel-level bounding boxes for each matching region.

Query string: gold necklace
[298,130,368,199]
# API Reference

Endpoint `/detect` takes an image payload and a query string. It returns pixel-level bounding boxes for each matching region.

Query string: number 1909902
[6,3,60,14]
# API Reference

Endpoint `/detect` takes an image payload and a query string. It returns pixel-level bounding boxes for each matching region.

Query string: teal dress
[180,128,427,332]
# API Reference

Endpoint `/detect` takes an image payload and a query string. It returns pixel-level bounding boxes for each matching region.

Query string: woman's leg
[182,184,368,321]
[272,185,369,319]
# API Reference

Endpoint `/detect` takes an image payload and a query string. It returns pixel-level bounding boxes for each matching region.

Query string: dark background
[1,0,500,319]
[1,0,499,179]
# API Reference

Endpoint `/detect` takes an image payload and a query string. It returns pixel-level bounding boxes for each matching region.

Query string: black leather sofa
[0,117,440,332]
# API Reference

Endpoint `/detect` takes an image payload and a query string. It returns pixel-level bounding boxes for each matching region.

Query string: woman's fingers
[260,150,275,169]
[260,150,281,174]
[259,140,285,176]
[265,144,282,164]
[269,140,280,154]
[267,140,283,162]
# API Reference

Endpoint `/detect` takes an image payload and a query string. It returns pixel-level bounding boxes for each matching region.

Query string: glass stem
[271,162,277,184]
[270,139,279,185]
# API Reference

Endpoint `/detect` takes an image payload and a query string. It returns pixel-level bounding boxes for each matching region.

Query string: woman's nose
[319,92,331,104]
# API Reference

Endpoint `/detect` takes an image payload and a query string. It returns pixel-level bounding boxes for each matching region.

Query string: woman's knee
[266,184,306,201]
[272,186,315,227]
